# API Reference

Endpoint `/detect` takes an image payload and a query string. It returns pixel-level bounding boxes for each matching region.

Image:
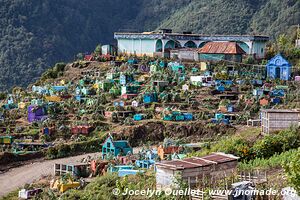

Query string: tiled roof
[199,42,246,55]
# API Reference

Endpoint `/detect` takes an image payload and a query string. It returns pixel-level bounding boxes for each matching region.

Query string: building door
[275,67,281,79]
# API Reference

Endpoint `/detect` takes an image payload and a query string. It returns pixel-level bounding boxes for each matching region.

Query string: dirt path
[0,152,101,197]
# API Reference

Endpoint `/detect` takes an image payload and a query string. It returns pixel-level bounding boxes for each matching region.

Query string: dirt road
[0,152,101,197]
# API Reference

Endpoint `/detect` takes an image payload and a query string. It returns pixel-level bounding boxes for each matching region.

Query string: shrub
[238,148,298,171]
[40,62,66,81]
[46,147,58,159]
[190,127,300,162]
[60,172,156,200]
[53,62,66,72]
[0,92,7,100]
[189,137,251,160]
[57,144,71,158]
[252,128,300,158]
[45,138,103,159]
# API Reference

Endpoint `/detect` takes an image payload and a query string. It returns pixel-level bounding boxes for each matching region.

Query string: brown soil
[59,61,112,82]
[113,120,236,146]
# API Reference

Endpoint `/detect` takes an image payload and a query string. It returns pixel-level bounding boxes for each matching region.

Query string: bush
[53,62,66,72]
[238,148,298,171]
[40,62,66,81]
[45,147,58,159]
[61,174,116,200]
[189,137,251,160]
[0,92,7,100]
[252,128,300,158]
[190,127,300,162]
[60,172,157,200]
[45,138,103,159]
[57,144,71,158]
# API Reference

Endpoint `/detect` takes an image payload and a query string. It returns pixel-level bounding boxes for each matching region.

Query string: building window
[261,48,264,53]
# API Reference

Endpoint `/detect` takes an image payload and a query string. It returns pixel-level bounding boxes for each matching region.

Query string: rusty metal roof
[156,153,239,170]
[261,109,300,113]
[201,153,239,163]
[155,159,210,170]
[199,42,246,55]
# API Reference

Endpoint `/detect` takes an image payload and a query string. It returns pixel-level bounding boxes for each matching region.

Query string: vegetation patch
[238,148,299,171]
[45,138,104,159]
[189,126,300,162]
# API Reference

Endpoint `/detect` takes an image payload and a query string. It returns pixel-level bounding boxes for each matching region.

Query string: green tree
[94,44,102,55]
[77,53,84,60]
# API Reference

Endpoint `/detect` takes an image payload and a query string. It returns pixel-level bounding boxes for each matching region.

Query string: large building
[114,29,269,59]
[261,109,300,134]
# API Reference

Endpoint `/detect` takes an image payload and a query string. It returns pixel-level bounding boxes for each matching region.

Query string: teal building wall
[199,54,242,62]
[118,38,156,56]
[114,33,269,59]
[252,41,266,59]
[199,54,225,61]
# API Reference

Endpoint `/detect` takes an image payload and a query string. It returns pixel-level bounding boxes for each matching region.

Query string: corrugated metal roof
[155,159,210,170]
[156,153,239,170]
[199,42,246,55]
[201,153,238,163]
[261,109,300,113]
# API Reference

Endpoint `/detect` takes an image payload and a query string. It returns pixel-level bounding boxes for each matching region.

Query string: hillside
[0,0,141,91]
[154,0,263,34]
[0,0,299,90]
[1,54,300,199]
[157,0,300,36]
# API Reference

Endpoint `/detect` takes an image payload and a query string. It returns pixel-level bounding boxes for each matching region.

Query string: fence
[188,170,270,200]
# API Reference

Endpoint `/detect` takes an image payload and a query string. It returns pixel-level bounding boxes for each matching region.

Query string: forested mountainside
[156,0,300,36]
[0,0,299,90]
[0,0,141,91]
